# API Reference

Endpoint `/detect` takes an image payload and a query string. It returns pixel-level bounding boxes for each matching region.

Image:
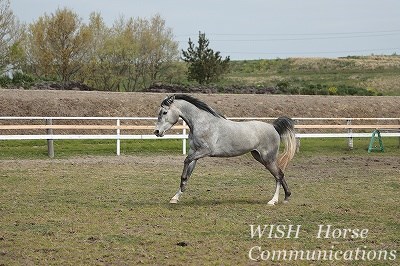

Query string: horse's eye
[163,111,168,115]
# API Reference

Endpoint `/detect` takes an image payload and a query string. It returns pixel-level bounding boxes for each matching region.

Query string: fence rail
[0,117,399,157]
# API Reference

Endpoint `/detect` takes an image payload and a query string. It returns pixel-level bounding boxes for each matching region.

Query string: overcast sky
[11,0,400,60]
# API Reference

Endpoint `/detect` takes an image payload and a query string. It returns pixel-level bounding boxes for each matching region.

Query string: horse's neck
[175,100,213,130]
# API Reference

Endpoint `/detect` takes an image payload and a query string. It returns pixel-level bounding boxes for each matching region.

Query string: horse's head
[154,95,180,137]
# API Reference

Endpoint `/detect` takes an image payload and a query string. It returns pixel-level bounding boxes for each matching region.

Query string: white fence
[0,116,399,156]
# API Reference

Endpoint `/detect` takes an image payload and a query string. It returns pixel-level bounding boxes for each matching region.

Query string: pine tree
[182,32,230,84]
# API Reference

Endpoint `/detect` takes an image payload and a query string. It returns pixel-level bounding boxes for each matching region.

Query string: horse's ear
[166,95,175,105]
[161,95,175,106]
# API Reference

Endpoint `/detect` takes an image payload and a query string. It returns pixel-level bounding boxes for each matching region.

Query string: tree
[182,32,230,84]
[144,14,179,86]
[24,8,92,82]
[78,12,118,90]
[0,0,23,75]
[110,14,179,91]
[81,14,179,91]
[22,9,178,91]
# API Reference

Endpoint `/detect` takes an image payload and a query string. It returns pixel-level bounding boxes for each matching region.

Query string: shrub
[328,86,338,95]
[0,72,36,88]
[366,87,378,96]
[0,75,12,87]
[12,72,35,85]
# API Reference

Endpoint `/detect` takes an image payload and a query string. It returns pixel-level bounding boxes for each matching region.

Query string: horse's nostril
[154,130,159,136]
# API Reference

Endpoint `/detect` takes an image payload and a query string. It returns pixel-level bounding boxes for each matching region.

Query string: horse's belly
[211,136,258,157]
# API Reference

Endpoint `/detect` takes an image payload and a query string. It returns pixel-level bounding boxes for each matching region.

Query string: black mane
[163,94,225,119]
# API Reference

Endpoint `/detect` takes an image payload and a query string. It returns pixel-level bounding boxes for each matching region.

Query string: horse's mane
[163,94,225,119]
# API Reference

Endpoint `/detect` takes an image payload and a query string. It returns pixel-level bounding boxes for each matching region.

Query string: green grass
[0,139,185,159]
[0,152,398,265]
[298,137,400,156]
[0,137,398,159]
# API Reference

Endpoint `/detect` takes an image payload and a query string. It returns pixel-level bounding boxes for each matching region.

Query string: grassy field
[225,56,400,95]
[0,139,399,265]
[0,137,399,159]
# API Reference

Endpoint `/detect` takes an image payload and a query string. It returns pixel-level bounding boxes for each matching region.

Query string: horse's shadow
[183,198,267,206]
[129,198,267,208]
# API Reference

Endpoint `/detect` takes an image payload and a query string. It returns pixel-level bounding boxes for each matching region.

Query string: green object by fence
[368,130,384,153]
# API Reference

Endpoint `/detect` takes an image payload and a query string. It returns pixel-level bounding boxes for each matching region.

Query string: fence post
[182,120,187,155]
[295,119,300,152]
[116,118,121,156]
[347,119,353,150]
[46,118,54,158]
[398,119,400,149]
[296,137,301,153]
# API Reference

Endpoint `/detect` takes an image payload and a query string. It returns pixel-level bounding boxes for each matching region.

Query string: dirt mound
[0,89,399,118]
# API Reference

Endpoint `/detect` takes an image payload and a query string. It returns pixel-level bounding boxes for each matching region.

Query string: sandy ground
[1,89,400,118]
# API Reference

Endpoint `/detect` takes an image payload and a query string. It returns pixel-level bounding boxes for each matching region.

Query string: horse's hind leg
[268,180,281,205]
[251,150,291,205]
[251,151,279,205]
[265,161,291,203]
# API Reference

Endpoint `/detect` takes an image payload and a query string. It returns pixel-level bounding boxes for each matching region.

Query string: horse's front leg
[170,159,197,203]
[170,148,210,204]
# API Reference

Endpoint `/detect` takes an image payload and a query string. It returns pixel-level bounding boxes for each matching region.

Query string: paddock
[0,110,399,264]
[0,151,398,265]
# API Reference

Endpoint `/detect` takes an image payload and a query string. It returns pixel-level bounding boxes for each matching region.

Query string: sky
[10,0,400,60]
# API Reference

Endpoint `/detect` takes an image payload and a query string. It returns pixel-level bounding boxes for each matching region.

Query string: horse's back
[227,120,278,137]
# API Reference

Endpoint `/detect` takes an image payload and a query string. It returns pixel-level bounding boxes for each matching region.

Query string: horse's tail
[273,117,296,171]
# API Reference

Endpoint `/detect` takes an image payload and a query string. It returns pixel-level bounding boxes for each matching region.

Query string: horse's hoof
[267,200,277,206]
[169,199,178,204]
[283,200,289,204]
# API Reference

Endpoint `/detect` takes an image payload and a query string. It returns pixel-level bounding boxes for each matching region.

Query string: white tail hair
[273,117,296,171]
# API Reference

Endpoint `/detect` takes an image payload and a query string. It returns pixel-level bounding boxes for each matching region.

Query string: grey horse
[154,94,296,205]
